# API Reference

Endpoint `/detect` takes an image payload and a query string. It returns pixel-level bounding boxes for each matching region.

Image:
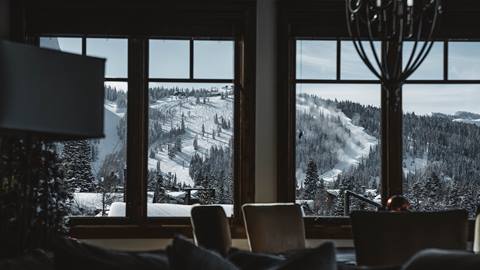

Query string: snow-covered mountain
[148,92,233,186]
[452,111,480,126]
[296,94,378,186]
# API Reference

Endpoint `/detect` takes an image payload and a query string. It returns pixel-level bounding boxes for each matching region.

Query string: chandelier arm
[366,5,387,78]
[355,15,384,78]
[392,13,406,81]
[353,37,383,80]
[403,17,424,75]
[402,0,441,80]
[403,40,435,80]
[346,1,383,80]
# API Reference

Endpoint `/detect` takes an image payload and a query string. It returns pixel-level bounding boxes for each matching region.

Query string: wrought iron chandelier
[345,0,443,85]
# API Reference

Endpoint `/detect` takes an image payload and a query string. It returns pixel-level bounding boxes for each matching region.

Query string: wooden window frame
[17,0,256,239]
[277,0,480,239]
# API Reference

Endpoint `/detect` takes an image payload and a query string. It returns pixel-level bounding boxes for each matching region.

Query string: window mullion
[126,38,149,224]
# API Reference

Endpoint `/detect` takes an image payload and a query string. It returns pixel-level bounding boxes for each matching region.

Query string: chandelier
[345,0,443,86]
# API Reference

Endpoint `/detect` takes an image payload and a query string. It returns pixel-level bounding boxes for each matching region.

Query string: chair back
[190,205,232,256]
[351,210,469,267]
[242,203,305,253]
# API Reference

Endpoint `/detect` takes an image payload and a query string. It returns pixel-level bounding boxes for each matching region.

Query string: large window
[295,40,381,216]
[402,41,480,217]
[145,39,235,217]
[291,39,480,218]
[40,37,128,217]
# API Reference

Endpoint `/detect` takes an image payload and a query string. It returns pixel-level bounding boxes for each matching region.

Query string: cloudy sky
[40,37,480,115]
[40,37,234,93]
[297,40,480,115]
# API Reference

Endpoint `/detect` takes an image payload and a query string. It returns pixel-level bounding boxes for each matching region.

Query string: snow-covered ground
[148,94,233,186]
[108,202,233,217]
[72,192,123,216]
[296,96,378,184]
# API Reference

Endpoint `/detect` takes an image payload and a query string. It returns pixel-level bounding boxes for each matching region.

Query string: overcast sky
[40,37,480,116]
[296,40,480,115]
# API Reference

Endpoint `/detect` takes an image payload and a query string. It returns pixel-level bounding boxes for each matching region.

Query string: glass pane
[149,39,190,79]
[449,42,480,80]
[341,41,380,80]
[62,82,128,217]
[296,84,381,216]
[403,42,443,80]
[194,40,234,79]
[39,37,82,54]
[296,40,336,80]
[403,84,480,217]
[87,38,128,78]
[147,83,234,217]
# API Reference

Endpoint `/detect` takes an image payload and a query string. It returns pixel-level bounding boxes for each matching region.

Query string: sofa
[1,236,479,270]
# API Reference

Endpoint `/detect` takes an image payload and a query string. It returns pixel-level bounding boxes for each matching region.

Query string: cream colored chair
[474,212,480,253]
[241,203,305,253]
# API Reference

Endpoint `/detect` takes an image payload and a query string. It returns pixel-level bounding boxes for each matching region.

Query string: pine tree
[61,140,95,192]
[181,113,186,133]
[175,137,182,152]
[153,174,167,203]
[168,144,175,159]
[193,136,199,151]
[304,159,319,200]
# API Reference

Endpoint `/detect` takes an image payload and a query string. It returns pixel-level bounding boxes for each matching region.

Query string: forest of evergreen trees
[297,93,480,217]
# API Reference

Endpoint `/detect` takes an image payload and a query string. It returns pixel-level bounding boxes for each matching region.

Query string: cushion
[167,235,239,270]
[402,249,480,270]
[0,249,54,270]
[53,237,169,270]
[273,242,337,270]
[228,249,285,270]
[228,242,337,270]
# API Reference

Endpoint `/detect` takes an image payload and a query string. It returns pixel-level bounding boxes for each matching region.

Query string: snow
[148,94,233,186]
[92,101,125,173]
[72,192,123,215]
[453,118,480,127]
[108,202,233,217]
[296,96,378,184]
[403,154,428,176]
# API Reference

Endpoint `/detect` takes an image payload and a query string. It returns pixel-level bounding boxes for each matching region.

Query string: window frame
[278,0,480,239]
[21,0,256,239]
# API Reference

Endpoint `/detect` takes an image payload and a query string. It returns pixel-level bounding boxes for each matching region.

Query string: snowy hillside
[148,93,233,186]
[296,95,377,185]
[92,101,125,174]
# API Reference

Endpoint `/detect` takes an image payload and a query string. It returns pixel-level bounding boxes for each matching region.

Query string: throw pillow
[167,235,239,270]
[402,249,480,270]
[53,236,169,270]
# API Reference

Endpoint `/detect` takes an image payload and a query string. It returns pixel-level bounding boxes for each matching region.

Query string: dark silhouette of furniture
[190,205,231,257]
[242,203,305,253]
[351,210,468,267]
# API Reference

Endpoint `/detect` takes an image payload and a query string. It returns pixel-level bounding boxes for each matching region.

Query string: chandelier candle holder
[345,0,442,199]
[345,0,443,110]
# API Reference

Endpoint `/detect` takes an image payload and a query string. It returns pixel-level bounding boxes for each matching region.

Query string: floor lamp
[0,40,105,257]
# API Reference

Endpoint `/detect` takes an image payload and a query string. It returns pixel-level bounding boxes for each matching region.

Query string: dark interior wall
[0,0,10,39]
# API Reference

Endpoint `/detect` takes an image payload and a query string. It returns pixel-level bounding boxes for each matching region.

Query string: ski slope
[296,96,378,184]
[148,94,233,186]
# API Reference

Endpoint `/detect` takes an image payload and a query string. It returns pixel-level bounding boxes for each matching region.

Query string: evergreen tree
[175,137,182,152]
[304,159,319,200]
[181,113,186,133]
[61,140,95,192]
[153,174,167,203]
[193,136,199,151]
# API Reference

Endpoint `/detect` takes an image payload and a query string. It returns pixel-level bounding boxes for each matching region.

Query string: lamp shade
[0,40,105,140]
